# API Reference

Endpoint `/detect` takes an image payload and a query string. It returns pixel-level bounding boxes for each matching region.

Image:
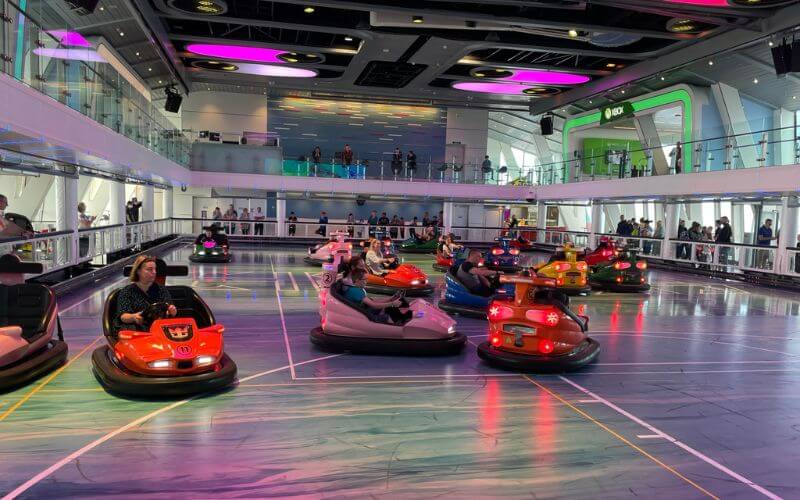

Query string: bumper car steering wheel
[142,302,170,326]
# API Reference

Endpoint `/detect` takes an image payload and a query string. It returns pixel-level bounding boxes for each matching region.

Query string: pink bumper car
[310,280,465,355]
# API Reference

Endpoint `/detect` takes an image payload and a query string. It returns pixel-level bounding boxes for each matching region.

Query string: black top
[114,282,172,333]
[715,223,732,244]
[378,216,390,225]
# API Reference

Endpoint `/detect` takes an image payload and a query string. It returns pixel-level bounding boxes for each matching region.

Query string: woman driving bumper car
[92,255,237,398]
[433,234,463,272]
[364,239,433,296]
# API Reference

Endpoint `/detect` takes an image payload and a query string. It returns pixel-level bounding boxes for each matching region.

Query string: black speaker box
[540,115,554,136]
[165,92,183,113]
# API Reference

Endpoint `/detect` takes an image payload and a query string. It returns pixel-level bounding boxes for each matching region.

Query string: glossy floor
[1,245,799,499]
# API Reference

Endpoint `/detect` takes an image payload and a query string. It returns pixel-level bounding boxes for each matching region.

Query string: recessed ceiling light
[344,36,353,42]
[753,78,759,84]
[148,67,152,71]
[588,100,593,104]
[621,90,626,94]
[99,6,104,11]
[660,76,665,81]
[794,96,797,100]
[769,41,774,47]
[606,63,616,68]
[303,6,315,13]
[568,29,578,38]
[158,80,162,84]
[412,16,424,24]
[135,52,140,56]
[382,48,390,53]
[708,60,714,65]
[119,31,124,37]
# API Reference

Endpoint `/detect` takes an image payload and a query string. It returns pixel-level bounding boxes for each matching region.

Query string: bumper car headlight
[447,325,456,334]
[148,359,172,369]
[211,251,219,255]
[197,251,206,256]
[196,355,216,366]
[411,279,421,286]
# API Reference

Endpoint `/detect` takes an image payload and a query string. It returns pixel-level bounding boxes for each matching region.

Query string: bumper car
[486,237,522,273]
[533,244,591,296]
[92,259,237,398]
[304,231,352,266]
[477,275,599,372]
[365,263,433,296]
[399,233,439,254]
[505,232,535,252]
[0,254,68,393]
[589,249,650,292]
[584,238,622,268]
[189,231,231,263]
[310,280,465,355]
[432,247,473,273]
[438,266,515,318]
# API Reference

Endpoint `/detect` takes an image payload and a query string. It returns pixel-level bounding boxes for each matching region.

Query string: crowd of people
[313,209,444,239]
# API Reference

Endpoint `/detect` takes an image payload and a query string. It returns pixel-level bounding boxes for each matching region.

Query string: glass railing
[0,2,190,166]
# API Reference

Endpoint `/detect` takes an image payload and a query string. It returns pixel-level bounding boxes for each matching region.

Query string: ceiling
[40,0,800,111]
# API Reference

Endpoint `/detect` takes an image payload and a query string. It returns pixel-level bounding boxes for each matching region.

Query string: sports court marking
[555,375,781,500]
[1,353,342,500]
[271,255,296,379]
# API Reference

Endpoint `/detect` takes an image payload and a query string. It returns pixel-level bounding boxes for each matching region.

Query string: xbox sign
[600,101,634,124]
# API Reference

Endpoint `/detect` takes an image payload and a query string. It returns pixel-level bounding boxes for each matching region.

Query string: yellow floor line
[522,375,718,500]
[0,337,101,423]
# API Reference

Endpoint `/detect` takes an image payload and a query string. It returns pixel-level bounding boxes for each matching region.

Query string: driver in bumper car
[194,227,217,246]
[345,268,411,325]
[442,234,462,258]
[114,255,177,333]
[457,249,501,297]
[366,239,397,275]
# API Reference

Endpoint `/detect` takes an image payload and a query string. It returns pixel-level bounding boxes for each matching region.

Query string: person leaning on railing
[0,194,33,239]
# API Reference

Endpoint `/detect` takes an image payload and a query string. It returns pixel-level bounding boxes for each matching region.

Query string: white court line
[592,330,796,341]
[304,272,321,292]
[577,399,602,403]
[557,375,782,500]
[287,272,299,292]
[1,353,341,500]
[638,434,665,439]
[274,289,295,380]
[294,373,522,381]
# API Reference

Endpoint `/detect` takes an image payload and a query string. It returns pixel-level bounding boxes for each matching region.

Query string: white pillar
[276,194,286,237]
[664,202,678,259]
[776,196,798,274]
[536,201,546,243]
[589,203,603,248]
[164,188,174,219]
[142,185,154,222]
[443,201,454,234]
[109,181,126,226]
[56,176,78,264]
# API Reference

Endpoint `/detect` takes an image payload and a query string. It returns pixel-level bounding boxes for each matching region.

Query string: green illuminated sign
[599,102,634,124]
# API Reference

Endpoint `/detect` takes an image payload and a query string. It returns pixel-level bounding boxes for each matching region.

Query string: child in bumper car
[345,269,412,324]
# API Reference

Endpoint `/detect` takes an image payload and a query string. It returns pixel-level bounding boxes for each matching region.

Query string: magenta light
[46,30,92,47]
[235,63,317,78]
[505,69,590,85]
[203,240,217,249]
[33,47,106,63]
[186,43,286,64]
[452,82,529,95]
[665,0,728,6]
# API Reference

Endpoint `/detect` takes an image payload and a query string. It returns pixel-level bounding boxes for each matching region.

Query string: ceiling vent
[354,61,428,88]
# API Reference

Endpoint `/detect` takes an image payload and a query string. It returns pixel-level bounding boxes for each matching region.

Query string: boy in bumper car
[345,269,411,325]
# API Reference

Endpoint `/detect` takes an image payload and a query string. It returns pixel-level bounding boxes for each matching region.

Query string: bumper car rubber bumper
[189,253,231,263]
[486,264,521,273]
[438,300,489,319]
[91,345,237,398]
[364,283,434,297]
[303,256,329,267]
[590,281,651,292]
[477,338,600,373]
[561,285,593,296]
[310,326,465,355]
[0,340,68,393]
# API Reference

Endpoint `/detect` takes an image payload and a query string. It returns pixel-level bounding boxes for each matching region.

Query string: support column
[589,203,603,248]
[664,202,678,259]
[109,181,126,226]
[776,196,798,274]
[536,201,546,243]
[142,185,154,222]
[276,193,286,237]
[56,176,78,265]
[443,201,454,234]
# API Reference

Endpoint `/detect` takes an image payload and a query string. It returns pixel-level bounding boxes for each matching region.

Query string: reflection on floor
[1,245,799,498]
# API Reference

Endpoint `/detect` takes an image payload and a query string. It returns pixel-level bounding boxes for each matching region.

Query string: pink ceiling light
[186,43,287,64]
[664,0,728,6]
[505,69,590,85]
[235,63,317,78]
[46,30,92,47]
[33,48,106,62]
[452,82,530,95]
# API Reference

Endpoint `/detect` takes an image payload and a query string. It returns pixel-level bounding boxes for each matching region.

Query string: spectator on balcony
[342,144,354,166]
[367,210,378,238]
[409,216,419,238]
[287,211,298,236]
[253,206,265,236]
[389,215,400,239]
[422,211,430,227]
[616,215,628,236]
[756,218,776,268]
[223,204,238,235]
[481,155,493,181]
[795,234,800,273]
[0,194,31,239]
[407,150,417,173]
[652,220,664,255]
[715,216,732,264]
[676,219,690,259]
[439,210,444,227]
[126,197,142,223]
[239,208,251,236]
[77,202,97,229]
[639,218,653,254]
[398,217,406,239]
[312,146,322,167]
[391,148,403,176]
[507,214,519,238]
[316,211,329,237]
[211,207,223,230]
[378,212,390,234]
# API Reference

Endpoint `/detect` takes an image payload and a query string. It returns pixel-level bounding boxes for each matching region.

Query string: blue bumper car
[437,266,515,319]
[486,237,522,273]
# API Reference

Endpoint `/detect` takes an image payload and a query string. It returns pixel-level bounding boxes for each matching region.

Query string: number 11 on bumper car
[477,275,599,372]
